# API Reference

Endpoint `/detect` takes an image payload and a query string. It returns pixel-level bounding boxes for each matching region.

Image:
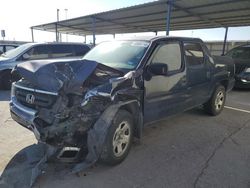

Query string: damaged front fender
[72,99,141,173]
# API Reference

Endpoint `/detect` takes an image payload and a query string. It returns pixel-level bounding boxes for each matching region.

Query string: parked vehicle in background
[10,37,235,166]
[225,44,250,88]
[0,44,19,55]
[0,42,91,89]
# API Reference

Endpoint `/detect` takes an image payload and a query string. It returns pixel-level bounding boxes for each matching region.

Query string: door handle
[206,71,211,78]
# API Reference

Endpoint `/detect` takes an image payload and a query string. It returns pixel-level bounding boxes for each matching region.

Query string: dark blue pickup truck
[10,36,234,168]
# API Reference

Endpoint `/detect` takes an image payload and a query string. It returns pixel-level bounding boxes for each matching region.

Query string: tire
[204,85,226,116]
[100,110,134,165]
[1,70,12,90]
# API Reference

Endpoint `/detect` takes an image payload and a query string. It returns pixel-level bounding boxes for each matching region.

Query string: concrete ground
[0,89,250,188]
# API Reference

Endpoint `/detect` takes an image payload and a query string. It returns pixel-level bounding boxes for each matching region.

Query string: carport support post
[222,27,228,55]
[166,0,173,36]
[55,23,58,42]
[31,27,34,42]
[92,17,96,46]
[84,35,87,44]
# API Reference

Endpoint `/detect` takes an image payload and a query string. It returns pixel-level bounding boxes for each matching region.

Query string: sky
[1,0,250,43]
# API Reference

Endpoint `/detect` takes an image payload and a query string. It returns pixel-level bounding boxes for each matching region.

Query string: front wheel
[100,110,134,165]
[204,85,226,116]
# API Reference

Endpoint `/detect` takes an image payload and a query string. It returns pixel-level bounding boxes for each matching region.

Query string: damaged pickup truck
[10,37,235,173]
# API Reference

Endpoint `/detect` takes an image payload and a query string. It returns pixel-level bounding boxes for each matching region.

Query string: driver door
[144,41,189,123]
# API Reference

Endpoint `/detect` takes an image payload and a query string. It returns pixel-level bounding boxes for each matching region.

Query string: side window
[6,45,16,51]
[151,42,182,72]
[51,45,74,58]
[73,45,90,56]
[26,46,49,60]
[0,46,4,54]
[184,43,204,66]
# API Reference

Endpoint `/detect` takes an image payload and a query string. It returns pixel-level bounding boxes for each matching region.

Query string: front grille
[235,64,247,74]
[15,86,57,109]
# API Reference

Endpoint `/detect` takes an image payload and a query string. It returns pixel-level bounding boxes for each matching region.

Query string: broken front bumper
[10,96,41,140]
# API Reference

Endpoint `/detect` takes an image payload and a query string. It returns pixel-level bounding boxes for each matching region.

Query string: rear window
[51,45,74,58]
[73,45,90,56]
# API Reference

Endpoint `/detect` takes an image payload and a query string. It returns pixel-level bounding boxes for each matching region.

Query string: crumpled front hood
[15,59,122,94]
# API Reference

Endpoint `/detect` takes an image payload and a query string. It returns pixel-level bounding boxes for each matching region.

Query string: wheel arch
[119,101,143,139]
[209,79,228,96]
[219,79,229,90]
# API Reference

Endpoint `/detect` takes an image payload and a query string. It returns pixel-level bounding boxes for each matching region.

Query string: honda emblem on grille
[26,94,35,104]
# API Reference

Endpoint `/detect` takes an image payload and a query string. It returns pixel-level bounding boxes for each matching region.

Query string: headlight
[245,68,250,73]
[11,83,16,97]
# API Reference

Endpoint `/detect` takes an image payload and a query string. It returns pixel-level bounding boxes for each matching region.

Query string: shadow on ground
[232,87,250,92]
[0,91,10,101]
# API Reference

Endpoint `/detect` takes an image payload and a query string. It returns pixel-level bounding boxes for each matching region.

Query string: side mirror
[22,53,30,60]
[148,63,168,76]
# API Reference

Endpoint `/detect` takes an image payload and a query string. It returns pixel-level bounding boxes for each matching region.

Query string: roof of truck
[113,36,203,42]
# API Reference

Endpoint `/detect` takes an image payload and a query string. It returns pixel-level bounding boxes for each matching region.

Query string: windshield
[83,40,149,70]
[1,43,34,59]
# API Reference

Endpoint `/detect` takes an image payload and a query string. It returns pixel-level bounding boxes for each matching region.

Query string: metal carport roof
[32,0,250,36]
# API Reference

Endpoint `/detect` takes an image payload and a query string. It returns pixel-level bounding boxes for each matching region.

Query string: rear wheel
[100,110,134,165]
[204,85,226,116]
